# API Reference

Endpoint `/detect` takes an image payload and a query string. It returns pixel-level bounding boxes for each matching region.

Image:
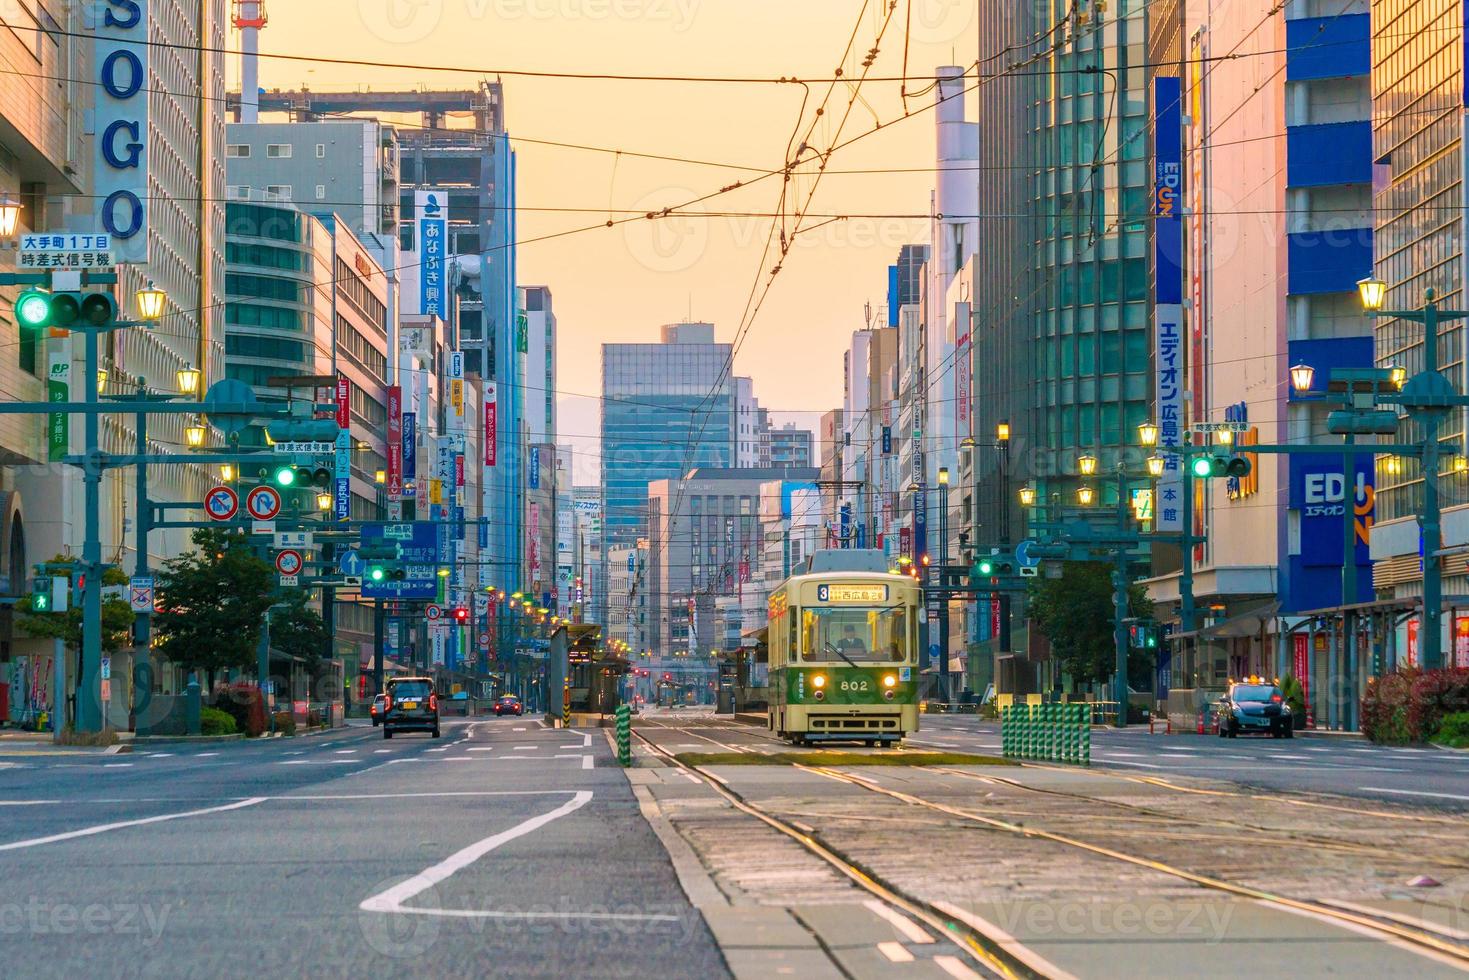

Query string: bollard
[615,703,632,766]
[1001,705,1011,758]
[1081,705,1091,766]
[1049,703,1060,762]
[1023,704,1035,760]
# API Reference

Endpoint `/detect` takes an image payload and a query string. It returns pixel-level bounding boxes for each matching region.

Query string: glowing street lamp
[1356,275,1388,313]
[176,367,201,395]
[135,279,167,322]
[316,492,332,511]
[1137,421,1159,447]
[1078,454,1098,477]
[1289,363,1315,394]
[1019,485,1036,507]
[1146,455,1166,478]
[184,420,207,448]
[1077,486,1096,506]
[0,195,20,238]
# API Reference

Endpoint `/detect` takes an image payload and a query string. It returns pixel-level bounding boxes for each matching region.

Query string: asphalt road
[0,719,729,979]
[907,717,1469,809]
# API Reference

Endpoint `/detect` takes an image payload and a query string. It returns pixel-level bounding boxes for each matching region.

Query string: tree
[154,529,275,681]
[15,556,135,652]
[270,592,329,674]
[1028,561,1154,691]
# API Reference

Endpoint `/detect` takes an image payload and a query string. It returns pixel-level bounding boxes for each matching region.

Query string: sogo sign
[93,1,150,260]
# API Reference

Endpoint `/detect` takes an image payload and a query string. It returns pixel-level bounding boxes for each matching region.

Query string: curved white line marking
[0,797,265,851]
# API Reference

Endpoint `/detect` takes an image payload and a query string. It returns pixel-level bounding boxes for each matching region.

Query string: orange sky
[243,1,978,481]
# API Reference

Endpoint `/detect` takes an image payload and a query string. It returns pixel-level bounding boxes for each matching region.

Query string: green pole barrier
[1024,704,1035,760]
[1049,703,1059,762]
[1019,704,1028,759]
[616,703,631,766]
[1082,704,1091,766]
[1068,704,1080,763]
[1001,705,1011,757]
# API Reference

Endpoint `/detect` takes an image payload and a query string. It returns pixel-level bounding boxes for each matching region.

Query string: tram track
[636,715,1469,971]
[631,728,1053,979]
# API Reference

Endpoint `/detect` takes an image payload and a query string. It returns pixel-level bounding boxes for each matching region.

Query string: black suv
[1217,680,1293,739]
[383,677,441,739]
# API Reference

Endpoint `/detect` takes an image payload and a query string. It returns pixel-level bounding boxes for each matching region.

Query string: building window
[266,144,293,158]
[264,185,292,201]
[316,185,326,200]
[227,185,251,201]
[226,144,251,158]
[315,144,325,158]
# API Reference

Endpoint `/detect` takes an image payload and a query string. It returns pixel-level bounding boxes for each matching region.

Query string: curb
[128,733,247,746]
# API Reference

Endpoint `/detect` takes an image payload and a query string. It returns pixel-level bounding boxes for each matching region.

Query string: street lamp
[176,367,201,395]
[1383,456,1403,476]
[1146,455,1166,478]
[938,466,949,486]
[315,491,332,511]
[1078,453,1098,477]
[1357,275,1388,312]
[1454,455,1469,475]
[1077,486,1096,506]
[220,463,235,482]
[135,279,167,322]
[0,195,19,237]
[1137,421,1159,448]
[1019,485,1036,507]
[1389,364,1407,389]
[1215,429,1234,446]
[96,369,108,395]
[184,420,207,448]
[374,469,386,484]
[1289,363,1316,394]
[996,420,1011,443]
[960,435,976,450]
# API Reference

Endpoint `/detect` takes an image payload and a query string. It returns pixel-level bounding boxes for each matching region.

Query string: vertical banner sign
[516,310,529,354]
[484,383,497,467]
[386,385,403,500]
[954,301,972,427]
[335,374,350,429]
[1153,76,1185,534]
[416,190,446,318]
[333,428,351,520]
[402,412,416,482]
[1291,634,1310,711]
[47,351,70,462]
[529,446,540,489]
[93,0,151,262]
[528,503,542,589]
[913,485,928,559]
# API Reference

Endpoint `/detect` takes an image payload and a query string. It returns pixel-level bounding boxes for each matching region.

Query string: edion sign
[93,1,150,261]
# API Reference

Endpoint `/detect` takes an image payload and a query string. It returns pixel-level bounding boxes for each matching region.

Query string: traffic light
[30,576,52,612]
[271,462,333,488]
[1191,454,1251,479]
[453,607,469,624]
[29,574,67,613]
[13,290,118,331]
[272,465,297,487]
[366,564,406,583]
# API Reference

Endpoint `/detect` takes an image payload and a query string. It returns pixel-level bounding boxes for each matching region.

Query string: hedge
[1360,667,1469,744]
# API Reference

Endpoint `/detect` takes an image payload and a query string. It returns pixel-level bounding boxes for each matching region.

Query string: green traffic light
[368,566,385,583]
[32,592,50,612]
[977,560,994,575]
[1190,456,1214,478]
[274,466,296,487]
[15,291,50,329]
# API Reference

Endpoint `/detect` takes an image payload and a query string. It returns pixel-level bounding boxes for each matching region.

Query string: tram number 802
[840,679,870,693]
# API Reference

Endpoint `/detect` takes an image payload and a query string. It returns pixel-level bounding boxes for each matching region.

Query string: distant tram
[766,550,921,746]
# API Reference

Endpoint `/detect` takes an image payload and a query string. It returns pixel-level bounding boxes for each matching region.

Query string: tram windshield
[797,605,912,663]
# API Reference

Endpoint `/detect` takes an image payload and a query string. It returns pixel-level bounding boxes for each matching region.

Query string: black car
[1217,680,1293,738]
[383,677,440,739]
[494,695,523,717]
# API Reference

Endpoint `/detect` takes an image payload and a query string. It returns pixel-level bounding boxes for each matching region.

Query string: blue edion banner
[1153,76,1183,303]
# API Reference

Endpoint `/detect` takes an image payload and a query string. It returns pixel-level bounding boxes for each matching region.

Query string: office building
[601,322,736,551]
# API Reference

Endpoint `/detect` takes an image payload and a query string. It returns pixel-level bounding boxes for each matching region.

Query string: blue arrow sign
[1015,539,1041,569]
[338,549,363,577]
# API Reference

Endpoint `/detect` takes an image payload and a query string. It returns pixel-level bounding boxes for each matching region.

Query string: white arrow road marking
[0,797,265,851]
[361,791,664,921]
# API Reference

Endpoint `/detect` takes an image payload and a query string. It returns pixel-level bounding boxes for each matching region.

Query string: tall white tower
[233,1,266,123]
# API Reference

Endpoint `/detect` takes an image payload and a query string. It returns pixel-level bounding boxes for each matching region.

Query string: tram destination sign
[816,584,889,603]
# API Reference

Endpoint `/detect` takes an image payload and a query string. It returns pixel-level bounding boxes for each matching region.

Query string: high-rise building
[521,287,556,445]
[600,322,735,551]
[768,424,814,469]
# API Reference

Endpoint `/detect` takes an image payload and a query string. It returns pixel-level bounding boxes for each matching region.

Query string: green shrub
[1361,668,1469,743]
[1280,675,1307,722]
[1433,711,1469,748]
[272,711,296,736]
[199,706,237,736]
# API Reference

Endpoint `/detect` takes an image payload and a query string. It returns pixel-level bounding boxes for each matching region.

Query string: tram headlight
[883,675,897,688]
[883,690,894,701]
[811,674,826,689]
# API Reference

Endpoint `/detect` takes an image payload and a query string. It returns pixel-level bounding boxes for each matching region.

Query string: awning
[1173,601,1280,641]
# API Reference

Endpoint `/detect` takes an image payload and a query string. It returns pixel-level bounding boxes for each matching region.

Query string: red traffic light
[452,607,469,623]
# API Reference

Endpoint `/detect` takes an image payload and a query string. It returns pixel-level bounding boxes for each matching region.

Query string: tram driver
[836,624,868,655]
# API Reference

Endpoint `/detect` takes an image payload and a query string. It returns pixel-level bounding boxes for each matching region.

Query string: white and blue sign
[360,522,440,599]
[529,446,540,489]
[337,549,363,578]
[92,0,150,261]
[416,190,446,318]
[1015,539,1041,569]
[334,429,351,520]
[1153,75,1185,533]
[402,413,416,480]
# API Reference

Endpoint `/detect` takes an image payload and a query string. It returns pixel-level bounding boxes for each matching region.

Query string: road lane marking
[467,747,494,752]
[0,800,58,806]
[335,750,357,755]
[1359,786,1469,802]
[512,745,535,750]
[145,753,174,758]
[0,797,265,851]
[102,763,133,768]
[194,752,219,758]
[360,791,600,917]
[933,955,985,979]
[374,749,391,754]
[877,942,913,963]
[513,727,526,732]
[278,759,356,765]
[862,900,933,943]
[583,755,593,770]
[935,902,1079,980]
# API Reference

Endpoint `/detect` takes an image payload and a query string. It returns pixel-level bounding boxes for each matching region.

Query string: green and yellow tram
[766,550,921,745]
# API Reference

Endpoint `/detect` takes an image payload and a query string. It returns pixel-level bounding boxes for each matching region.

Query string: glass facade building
[1371,0,1467,524]
[601,323,735,550]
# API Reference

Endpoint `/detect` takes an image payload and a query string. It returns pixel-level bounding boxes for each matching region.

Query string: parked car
[494,695,524,717]
[383,677,440,739]
[1217,679,1293,739]
[370,694,386,727]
